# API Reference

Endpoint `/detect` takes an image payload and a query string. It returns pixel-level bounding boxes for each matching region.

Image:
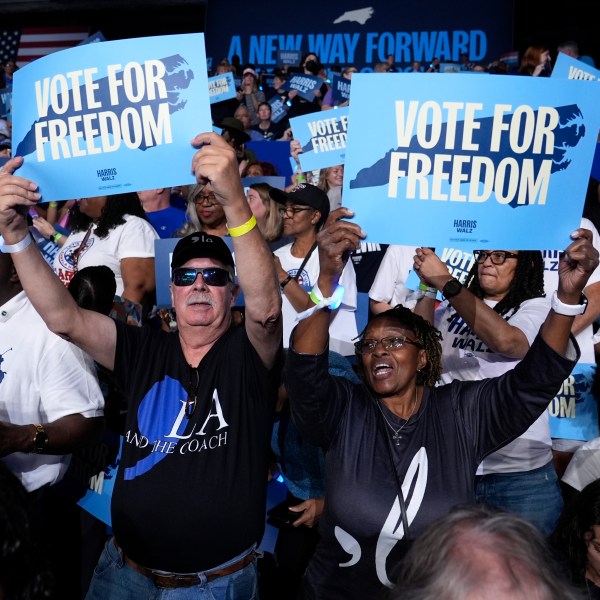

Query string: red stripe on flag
[17,26,90,67]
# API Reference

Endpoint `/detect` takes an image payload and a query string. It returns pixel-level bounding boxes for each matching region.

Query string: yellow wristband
[227,214,257,237]
[49,202,58,208]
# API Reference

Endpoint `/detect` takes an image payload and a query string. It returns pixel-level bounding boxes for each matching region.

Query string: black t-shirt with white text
[111,321,279,573]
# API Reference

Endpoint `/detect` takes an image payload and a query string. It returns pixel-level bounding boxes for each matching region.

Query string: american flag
[1,27,90,69]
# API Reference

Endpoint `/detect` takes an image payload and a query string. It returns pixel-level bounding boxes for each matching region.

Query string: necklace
[376,388,418,446]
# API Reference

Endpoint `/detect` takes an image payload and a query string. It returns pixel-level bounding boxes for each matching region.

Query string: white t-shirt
[435,296,551,474]
[0,292,104,491]
[53,215,158,296]
[369,244,418,309]
[561,437,600,491]
[274,242,358,355]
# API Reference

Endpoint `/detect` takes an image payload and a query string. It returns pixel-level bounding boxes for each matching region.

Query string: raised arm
[414,247,531,358]
[0,157,117,370]
[291,207,364,355]
[190,132,282,368]
[541,228,598,354]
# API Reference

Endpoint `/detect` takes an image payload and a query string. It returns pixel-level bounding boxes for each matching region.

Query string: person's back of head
[558,41,579,58]
[551,479,600,586]
[67,265,117,315]
[390,504,582,600]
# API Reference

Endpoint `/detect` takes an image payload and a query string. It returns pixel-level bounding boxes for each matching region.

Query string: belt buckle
[152,571,200,589]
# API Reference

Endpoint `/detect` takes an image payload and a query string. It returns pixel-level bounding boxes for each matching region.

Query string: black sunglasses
[172,267,232,287]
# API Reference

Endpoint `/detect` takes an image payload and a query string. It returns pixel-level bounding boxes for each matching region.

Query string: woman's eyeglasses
[354,335,423,355]
[278,206,313,217]
[473,250,519,265]
[172,267,232,287]
[194,193,217,206]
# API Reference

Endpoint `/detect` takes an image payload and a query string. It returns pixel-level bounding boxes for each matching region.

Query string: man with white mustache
[0,133,283,600]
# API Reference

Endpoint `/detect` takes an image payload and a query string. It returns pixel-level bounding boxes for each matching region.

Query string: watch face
[33,430,49,453]
[443,279,462,298]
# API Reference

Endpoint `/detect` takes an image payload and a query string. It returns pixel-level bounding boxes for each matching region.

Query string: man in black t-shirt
[0,134,283,599]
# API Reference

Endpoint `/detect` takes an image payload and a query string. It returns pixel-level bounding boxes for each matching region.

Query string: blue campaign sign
[277,49,301,67]
[331,74,351,104]
[208,71,237,104]
[242,176,286,193]
[280,73,322,101]
[548,363,599,441]
[405,245,476,299]
[12,33,212,202]
[552,53,600,82]
[343,73,600,250]
[76,433,122,527]
[291,107,348,171]
[0,88,12,118]
[78,31,106,45]
[268,96,287,123]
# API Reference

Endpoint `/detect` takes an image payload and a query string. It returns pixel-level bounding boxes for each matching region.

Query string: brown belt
[114,539,255,589]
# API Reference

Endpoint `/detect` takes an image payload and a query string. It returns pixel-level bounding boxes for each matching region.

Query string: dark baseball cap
[171,232,234,270]
[269,183,330,228]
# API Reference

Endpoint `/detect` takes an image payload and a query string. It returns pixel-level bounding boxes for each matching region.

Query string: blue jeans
[475,461,563,537]
[85,537,259,600]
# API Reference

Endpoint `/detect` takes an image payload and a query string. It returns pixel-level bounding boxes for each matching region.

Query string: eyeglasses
[354,335,423,355]
[473,250,519,265]
[172,267,232,287]
[186,367,199,419]
[194,193,217,206]
[278,206,313,217]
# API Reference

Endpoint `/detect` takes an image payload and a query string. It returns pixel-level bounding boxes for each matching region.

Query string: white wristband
[551,289,588,316]
[0,233,33,254]
[295,284,345,322]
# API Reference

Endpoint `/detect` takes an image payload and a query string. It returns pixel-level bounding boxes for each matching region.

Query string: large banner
[205,0,513,72]
[342,72,600,250]
[12,33,212,201]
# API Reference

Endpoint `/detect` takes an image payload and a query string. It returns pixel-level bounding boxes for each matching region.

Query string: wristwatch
[551,290,588,316]
[31,423,49,454]
[442,278,463,299]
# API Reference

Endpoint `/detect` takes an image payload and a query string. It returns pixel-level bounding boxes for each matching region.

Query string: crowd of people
[1,36,600,600]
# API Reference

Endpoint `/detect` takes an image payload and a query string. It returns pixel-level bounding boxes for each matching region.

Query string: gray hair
[389,504,584,600]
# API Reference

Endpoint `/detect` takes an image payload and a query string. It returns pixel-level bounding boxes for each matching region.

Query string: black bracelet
[280,275,293,290]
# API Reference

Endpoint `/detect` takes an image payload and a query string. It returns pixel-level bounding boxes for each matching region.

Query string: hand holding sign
[190,132,245,208]
[0,156,41,244]
[558,228,599,302]
[413,247,453,289]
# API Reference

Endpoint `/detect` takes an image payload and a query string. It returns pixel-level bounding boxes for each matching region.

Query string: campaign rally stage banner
[343,72,600,250]
[280,73,322,101]
[331,74,351,105]
[205,0,512,72]
[291,107,348,171]
[12,33,212,202]
[208,71,237,104]
[552,53,600,82]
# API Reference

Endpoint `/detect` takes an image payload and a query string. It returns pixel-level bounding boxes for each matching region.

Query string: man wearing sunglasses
[0,133,283,599]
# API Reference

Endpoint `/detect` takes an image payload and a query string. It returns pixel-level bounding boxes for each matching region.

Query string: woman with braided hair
[284,207,597,599]
[413,247,560,536]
